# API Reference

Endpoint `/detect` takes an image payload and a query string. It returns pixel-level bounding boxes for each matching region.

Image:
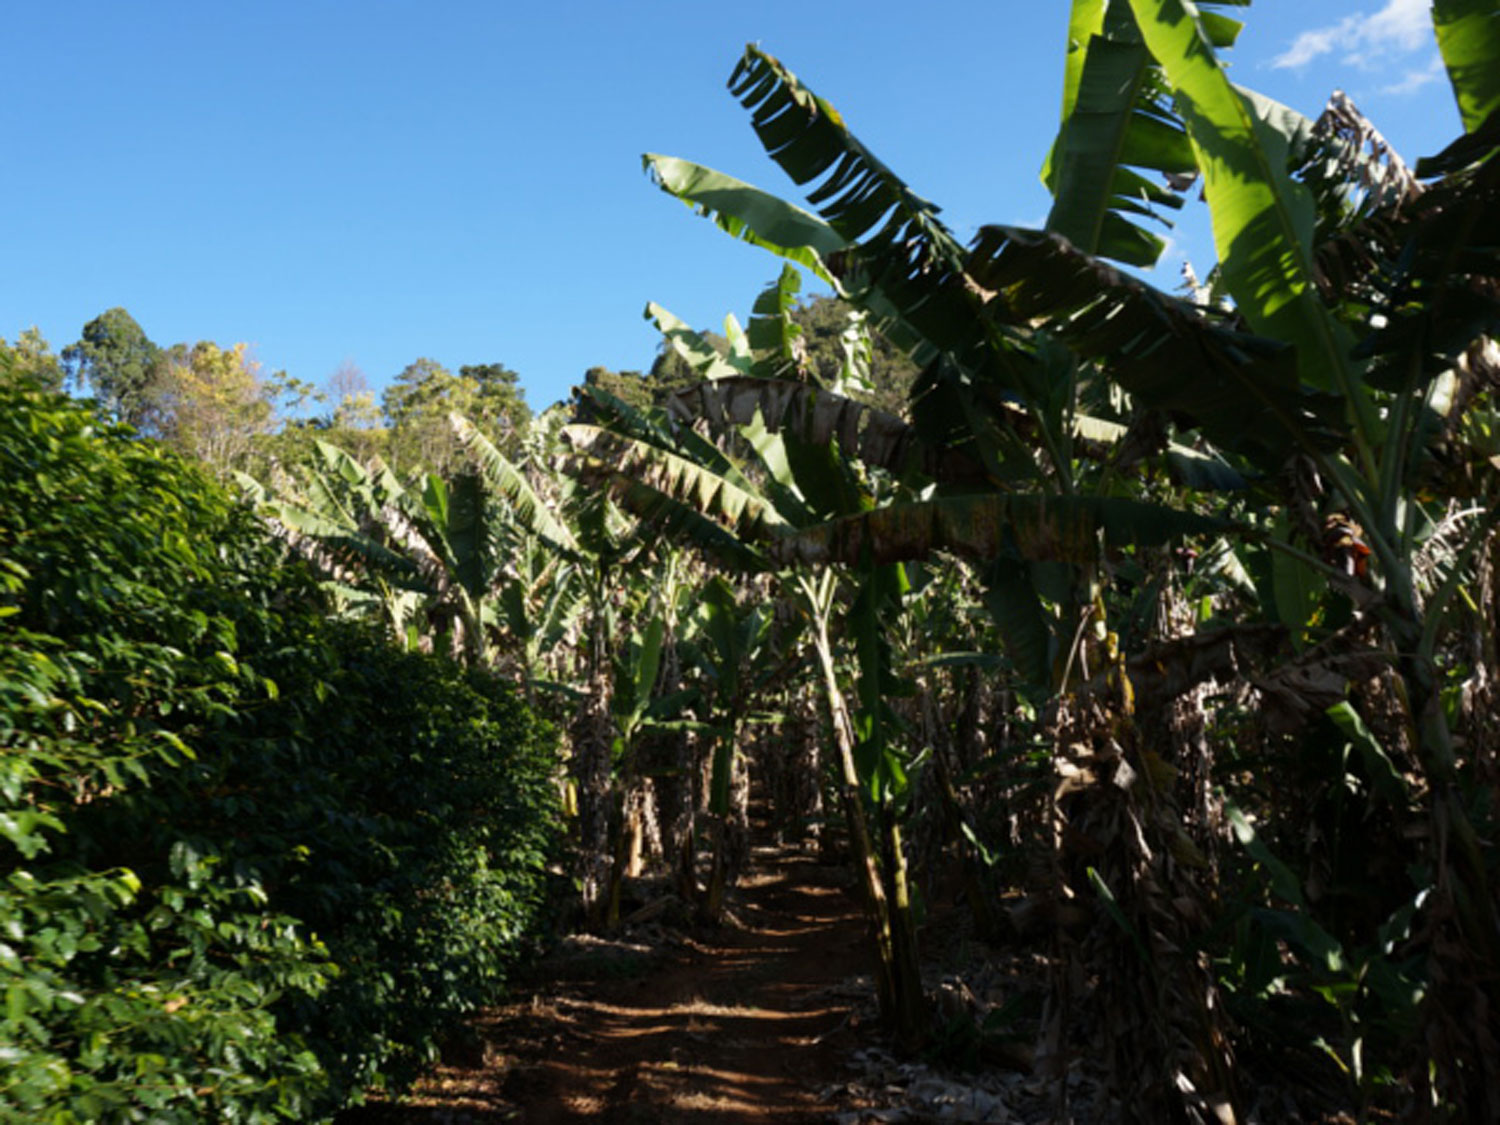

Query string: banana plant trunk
[701,725,751,924]
[653,647,700,905]
[1384,584,1500,1115]
[669,729,700,903]
[572,665,615,930]
[813,613,927,1045]
[603,767,644,930]
[787,685,825,845]
[926,708,1002,942]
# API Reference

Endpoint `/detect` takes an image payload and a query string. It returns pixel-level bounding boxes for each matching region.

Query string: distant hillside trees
[381,357,532,470]
[0,326,65,393]
[52,306,535,478]
[579,295,918,415]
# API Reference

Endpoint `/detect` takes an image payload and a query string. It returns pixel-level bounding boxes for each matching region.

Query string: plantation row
[6,2,1500,1121]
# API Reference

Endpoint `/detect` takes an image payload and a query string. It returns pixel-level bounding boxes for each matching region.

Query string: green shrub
[0,378,557,1123]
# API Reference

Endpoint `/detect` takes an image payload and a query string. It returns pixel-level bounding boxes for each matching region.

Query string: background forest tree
[580,295,917,415]
[381,357,532,469]
[0,327,64,393]
[61,306,164,427]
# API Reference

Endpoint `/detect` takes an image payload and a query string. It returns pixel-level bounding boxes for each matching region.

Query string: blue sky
[0,1,1465,412]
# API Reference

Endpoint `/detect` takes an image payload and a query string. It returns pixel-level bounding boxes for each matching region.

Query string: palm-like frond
[563,423,785,545]
[727,46,1014,386]
[1042,0,1241,266]
[768,493,1230,568]
[966,224,1340,471]
[450,411,580,555]
[271,500,430,592]
[729,47,962,270]
[575,382,774,502]
[664,376,986,486]
[646,52,1055,481]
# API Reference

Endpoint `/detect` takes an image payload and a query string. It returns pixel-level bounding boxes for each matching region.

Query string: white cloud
[1275,25,1346,69]
[1381,53,1445,95]
[1365,0,1432,49]
[1273,0,1432,71]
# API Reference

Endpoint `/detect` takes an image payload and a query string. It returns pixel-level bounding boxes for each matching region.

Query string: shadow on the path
[340,846,875,1124]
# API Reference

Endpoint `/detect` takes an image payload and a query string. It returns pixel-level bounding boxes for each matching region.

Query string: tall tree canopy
[154,340,275,471]
[382,357,532,467]
[0,327,65,393]
[61,307,163,427]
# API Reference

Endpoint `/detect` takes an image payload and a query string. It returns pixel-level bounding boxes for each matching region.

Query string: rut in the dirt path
[342,838,876,1124]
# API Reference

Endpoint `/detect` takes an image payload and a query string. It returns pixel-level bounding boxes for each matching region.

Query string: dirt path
[343,839,877,1123]
[336,828,1372,1125]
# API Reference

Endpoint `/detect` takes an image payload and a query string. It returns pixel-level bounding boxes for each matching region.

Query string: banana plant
[642,16,1500,1114]
[913,1,1500,1109]
[489,533,586,708]
[448,411,587,699]
[1041,0,1249,267]
[244,415,585,674]
[245,417,705,938]
[645,57,1242,701]
[562,335,935,1040]
[235,446,415,641]
[542,476,656,928]
[1035,3,1500,1109]
[689,574,774,923]
[600,596,705,929]
[240,440,503,663]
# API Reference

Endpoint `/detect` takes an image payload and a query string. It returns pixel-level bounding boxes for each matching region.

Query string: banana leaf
[746,264,807,374]
[1128,0,1372,457]
[450,412,580,555]
[563,425,774,573]
[1044,0,1246,267]
[645,302,747,381]
[1433,0,1500,133]
[727,46,1014,389]
[644,154,847,285]
[768,492,1232,568]
[664,376,987,485]
[967,224,1341,470]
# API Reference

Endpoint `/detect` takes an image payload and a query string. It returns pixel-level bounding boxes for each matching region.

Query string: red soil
[342,841,875,1123]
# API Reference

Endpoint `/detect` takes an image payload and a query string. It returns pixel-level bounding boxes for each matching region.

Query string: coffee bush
[0,378,557,1123]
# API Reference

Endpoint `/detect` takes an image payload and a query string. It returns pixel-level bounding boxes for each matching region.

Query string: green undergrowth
[0,378,559,1123]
